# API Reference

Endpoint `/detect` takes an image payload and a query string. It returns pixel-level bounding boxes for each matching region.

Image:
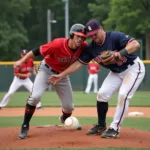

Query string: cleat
[86,124,106,135]
[59,115,65,124]
[36,106,43,110]
[18,125,29,139]
[101,128,120,138]
[59,113,71,124]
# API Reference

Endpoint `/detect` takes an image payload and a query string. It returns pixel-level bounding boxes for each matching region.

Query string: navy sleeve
[114,32,134,49]
[78,43,94,64]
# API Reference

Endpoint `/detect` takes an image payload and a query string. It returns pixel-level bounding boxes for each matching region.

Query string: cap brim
[87,29,99,36]
[73,32,86,37]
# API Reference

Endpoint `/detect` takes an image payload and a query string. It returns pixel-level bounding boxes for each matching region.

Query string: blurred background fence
[0,61,149,92]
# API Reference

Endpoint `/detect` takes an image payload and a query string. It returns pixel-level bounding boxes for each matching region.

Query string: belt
[127,61,135,69]
[125,61,135,70]
[112,61,135,73]
[17,77,26,80]
[44,64,59,74]
[129,61,134,66]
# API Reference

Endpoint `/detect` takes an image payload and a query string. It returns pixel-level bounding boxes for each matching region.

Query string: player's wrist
[20,58,25,64]
[119,48,128,57]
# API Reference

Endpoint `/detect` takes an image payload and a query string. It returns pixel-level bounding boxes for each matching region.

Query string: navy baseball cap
[86,19,101,36]
[21,49,28,55]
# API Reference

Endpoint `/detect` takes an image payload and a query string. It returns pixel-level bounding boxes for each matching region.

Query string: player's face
[21,53,27,57]
[73,34,85,47]
[89,27,104,44]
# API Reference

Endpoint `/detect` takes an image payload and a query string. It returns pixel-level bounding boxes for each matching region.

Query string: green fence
[0,64,149,92]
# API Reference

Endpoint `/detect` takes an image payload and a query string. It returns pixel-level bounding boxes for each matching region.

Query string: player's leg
[87,71,122,135]
[93,74,98,93]
[54,76,74,123]
[36,101,42,109]
[18,62,49,139]
[85,74,93,94]
[23,78,33,93]
[107,60,145,138]
[23,78,42,109]
[0,77,21,107]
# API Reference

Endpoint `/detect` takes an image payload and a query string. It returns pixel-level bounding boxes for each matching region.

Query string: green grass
[0,91,150,107]
[0,91,150,150]
[0,116,150,131]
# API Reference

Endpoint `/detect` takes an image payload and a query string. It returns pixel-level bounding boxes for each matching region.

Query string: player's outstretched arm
[49,60,83,84]
[32,65,37,76]
[14,51,35,69]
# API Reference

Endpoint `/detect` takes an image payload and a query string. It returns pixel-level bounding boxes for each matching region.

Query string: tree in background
[1,0,149,60]
[24,0,96,51]
[0,0,31,60]
[88,0,150,59]
[69,0,96,25]
[23,0,65,50]
[88,0,110,21]
[103,0,150,59]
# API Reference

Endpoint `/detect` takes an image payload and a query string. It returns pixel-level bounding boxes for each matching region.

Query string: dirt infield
[0,107,150,148]
[1,107,150,117]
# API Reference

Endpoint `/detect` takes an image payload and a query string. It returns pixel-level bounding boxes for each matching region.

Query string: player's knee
[63,105,74,114]
[118,92,127,102]
[8,92,14,96]
[28,96,40,106]
[97,90,110,102]
[117,93,128,107]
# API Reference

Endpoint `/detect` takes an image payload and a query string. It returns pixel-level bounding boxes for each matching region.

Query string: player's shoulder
[86,40,94,48]
[51,38,67,47]
[82,41,95,54]
[108,31,130,41]
[52,38,66,43]
[28,58,33,63]
[82,41,88,47]
[108,31,124,37]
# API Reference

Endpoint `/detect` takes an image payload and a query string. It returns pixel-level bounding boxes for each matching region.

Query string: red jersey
[88,62,100,74]
[14,58,34,79]
[40,38,88,72]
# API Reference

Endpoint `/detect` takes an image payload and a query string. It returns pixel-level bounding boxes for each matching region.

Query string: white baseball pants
[85,74,98,93]
[0,76,42,108]
[97,57,145,131]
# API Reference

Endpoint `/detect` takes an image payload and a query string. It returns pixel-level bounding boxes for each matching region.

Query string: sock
[62,110,72,120]
[22,103,36,127]
[97,101,108,126]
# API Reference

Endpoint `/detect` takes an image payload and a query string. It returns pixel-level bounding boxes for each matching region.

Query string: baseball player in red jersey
[14,24,87,139]
[0,50,42,109]
[85,59,100,94]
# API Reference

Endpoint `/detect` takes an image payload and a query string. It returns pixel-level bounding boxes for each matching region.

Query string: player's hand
[27,72,31,77]
[48,74,62,85]
[33,71,37,76]
[14,60,22,69]
[113,52,122,61]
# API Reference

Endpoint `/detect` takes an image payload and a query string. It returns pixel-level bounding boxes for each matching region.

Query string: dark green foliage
[0,0,31,61]
[0,0,150,60]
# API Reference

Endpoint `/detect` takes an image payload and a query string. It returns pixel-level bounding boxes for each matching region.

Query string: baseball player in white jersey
[49,19,145,139]
[0,50,42,109]
[85,59,100,94]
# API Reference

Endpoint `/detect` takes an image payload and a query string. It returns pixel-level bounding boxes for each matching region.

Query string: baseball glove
[100,51,116,65]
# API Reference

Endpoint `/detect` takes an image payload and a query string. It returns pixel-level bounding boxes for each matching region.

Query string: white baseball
[64,116,80,130]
